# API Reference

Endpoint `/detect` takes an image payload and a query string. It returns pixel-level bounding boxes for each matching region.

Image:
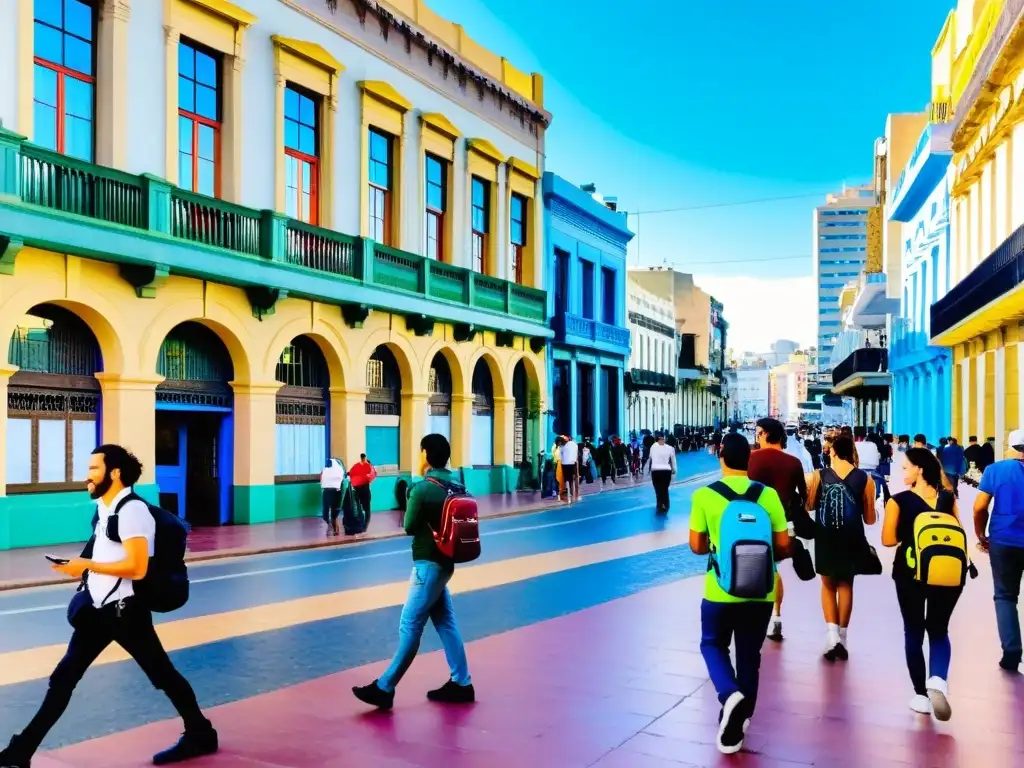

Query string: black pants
[651,469,672,511]
[321,488,341,522]
[354,485,372,529]
[16,598,207,756]
[894,578,962,696]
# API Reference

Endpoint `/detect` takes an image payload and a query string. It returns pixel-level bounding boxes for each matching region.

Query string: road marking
[0,471,717,616]
[0,526,695,686]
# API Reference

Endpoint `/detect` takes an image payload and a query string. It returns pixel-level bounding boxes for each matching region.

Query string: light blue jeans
[377,560,471,693]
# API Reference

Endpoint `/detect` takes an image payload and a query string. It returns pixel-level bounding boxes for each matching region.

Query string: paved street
[1,460,1021,767]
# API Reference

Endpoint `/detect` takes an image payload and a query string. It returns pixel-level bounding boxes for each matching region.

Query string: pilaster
[231,380,282,523]
[94,372,163,485]
[493,396,515,467]
[329,387,366,463]
[450,392,473,468]
[400,392,427,474]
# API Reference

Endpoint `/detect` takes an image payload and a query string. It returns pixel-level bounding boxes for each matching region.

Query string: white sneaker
[717,692,746,755]
[926,676,951,721]
[909,694,932,714]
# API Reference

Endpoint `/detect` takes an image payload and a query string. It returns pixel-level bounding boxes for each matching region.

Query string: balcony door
[554,249,569,315]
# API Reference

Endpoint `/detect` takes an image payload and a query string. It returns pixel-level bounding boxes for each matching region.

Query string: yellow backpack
[906,511,969,587]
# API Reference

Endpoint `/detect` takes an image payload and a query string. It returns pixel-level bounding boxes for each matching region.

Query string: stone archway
[470,357,495,467]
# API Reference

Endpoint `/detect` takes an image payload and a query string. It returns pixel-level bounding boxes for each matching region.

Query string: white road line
[0,472,715,616]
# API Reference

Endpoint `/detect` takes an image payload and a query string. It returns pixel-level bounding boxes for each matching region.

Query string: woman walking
[806,435,877,661]
[882,448,968,720]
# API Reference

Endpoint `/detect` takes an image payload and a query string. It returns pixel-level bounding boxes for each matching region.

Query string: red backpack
[425,478,481,563]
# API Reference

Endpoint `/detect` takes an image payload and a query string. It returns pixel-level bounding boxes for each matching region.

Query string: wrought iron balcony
[931,219,1024,342]
[0,132,549,337]
[625,368,676,393]
[551,311,631,352]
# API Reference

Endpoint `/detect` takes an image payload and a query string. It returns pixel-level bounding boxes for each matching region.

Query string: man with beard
[0,445,217,767]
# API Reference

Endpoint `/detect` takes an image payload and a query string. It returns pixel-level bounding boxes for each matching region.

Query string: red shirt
[748,448,806,508]
[349,461,376,488]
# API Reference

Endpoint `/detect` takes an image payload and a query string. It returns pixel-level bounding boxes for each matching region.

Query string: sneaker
[832,642,849,661]
[767,620,783,643]
[152,727,218,765]
[426,679,475,704]
[909,694,932,714]
[716,692,746,755]
[999,654,1020,672]
[352,680,395,710]
[0,737,29,768]
[926,677,951,721]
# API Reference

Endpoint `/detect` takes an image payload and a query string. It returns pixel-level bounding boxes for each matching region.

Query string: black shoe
[152,726,218,765]
[352,680,394,710]
[0,738,30,768]
[999,655,1021,672]
[426,679,475,704]
[833,642,849,661]
[716,692,746,755]
[823,645,838,663]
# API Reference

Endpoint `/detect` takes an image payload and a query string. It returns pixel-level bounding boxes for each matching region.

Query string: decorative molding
[547,198,633,249]
[467,138,506,164]
[0,236,23,276]
[272,35,345,74]
[119,263,169,298]
[507,156,540,180]
[420,112,461,140]
[359,80,412,112]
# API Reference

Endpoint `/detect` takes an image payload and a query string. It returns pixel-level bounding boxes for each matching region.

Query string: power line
[658,254,812,267]
[631,191,829,217]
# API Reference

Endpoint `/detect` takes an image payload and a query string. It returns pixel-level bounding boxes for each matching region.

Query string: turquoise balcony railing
[2,134,547,331]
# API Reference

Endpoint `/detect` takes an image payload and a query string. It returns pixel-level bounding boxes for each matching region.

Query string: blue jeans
[699,599,773,710]
[894,578,962,694]
[377,561,471,693]
[990,543,1024,663]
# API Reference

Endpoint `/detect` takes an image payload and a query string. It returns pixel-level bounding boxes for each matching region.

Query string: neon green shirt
[689,475,789,604]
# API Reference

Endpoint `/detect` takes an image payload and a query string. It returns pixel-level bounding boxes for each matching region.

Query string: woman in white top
[649,434,678,514]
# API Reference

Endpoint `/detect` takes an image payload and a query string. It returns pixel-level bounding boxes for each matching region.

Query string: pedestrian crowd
[687,417,1024,755]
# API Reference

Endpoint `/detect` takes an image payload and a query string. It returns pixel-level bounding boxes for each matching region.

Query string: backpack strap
[708,481,739,502]
[113,491,145,516]
[742,482,764,503]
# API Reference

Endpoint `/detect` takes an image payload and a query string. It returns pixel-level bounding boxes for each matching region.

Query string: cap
[1008,429,1024,451]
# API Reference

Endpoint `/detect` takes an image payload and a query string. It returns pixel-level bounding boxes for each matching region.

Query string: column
[232,381,283,524]
[400,392,427,477]
[615,366,625,436]
[450,393,473,469]
[94,373,162,487]
[975,349,985,442]
[0,365,17,549]
[996,345,1007,449]
[96,0,130,169]
[929,371,940,441]
[592,364,602,441]
[163,25,180,182]
[961,359,971,443]
[493,396,516,482]
[329,387,367,465]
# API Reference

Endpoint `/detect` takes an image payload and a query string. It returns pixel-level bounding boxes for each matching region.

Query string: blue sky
[428,0,955,351]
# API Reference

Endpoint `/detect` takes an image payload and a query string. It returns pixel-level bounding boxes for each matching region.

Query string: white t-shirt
[560,440,579,466]
[649,442,677,472]
[87,487,156,608]
[320,460,345,489]
[785,440,815,474]
[856,440,880,471]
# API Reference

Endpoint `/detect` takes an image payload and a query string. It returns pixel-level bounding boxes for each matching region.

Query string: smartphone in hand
[44,555,70,565]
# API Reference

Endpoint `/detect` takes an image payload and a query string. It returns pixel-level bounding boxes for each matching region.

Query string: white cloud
[693,274,817,353]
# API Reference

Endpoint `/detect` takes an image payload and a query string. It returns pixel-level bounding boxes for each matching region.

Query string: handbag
[67,584,95,629]
[854,542,883,576]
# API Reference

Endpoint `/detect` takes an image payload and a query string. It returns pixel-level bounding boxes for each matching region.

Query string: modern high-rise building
[814,184,874,373]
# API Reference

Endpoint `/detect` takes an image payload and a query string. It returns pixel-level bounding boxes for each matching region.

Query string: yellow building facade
[0,0,551,549]
[930,0,1024,452]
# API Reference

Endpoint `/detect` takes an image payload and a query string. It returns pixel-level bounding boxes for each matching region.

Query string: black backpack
[80,492,191,613]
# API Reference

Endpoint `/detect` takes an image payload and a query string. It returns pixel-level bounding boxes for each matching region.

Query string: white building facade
[732,368,770,423]
[626,279,678,434]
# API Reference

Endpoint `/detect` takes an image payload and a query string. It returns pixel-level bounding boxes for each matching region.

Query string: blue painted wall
[542,173,634,447]
[889,164,952,443]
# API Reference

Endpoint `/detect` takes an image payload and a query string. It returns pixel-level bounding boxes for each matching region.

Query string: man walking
[0,445,218,767]
[560,435,580,503]
[749,418,806,642]
[974,429,1024,672]
[690,433,791,754]
[649,433,677,514]
[352,434,474,708]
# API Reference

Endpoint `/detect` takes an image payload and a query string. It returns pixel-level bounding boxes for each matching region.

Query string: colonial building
[0,0,550,549]
[625,278,677,434]
[544,176,632,444]
[930,0,1024,452]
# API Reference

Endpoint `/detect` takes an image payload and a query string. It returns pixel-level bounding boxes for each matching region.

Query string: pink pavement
[0,470,700,590]
[39,501,1024,768]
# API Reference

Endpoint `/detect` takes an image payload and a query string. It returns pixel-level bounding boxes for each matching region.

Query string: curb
[0,468,720,593]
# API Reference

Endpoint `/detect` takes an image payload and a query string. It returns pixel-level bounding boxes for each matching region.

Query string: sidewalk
[0,453,719,590]
[44,490,1021,767]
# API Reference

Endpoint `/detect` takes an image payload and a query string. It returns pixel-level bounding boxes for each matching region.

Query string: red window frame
[368,128,393,245]
[471,176,489,275]
[425,154,446,261]
[178,40,222,198]
[510,193,527,285]
[284,85,320,225]
[32,0,96,159]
